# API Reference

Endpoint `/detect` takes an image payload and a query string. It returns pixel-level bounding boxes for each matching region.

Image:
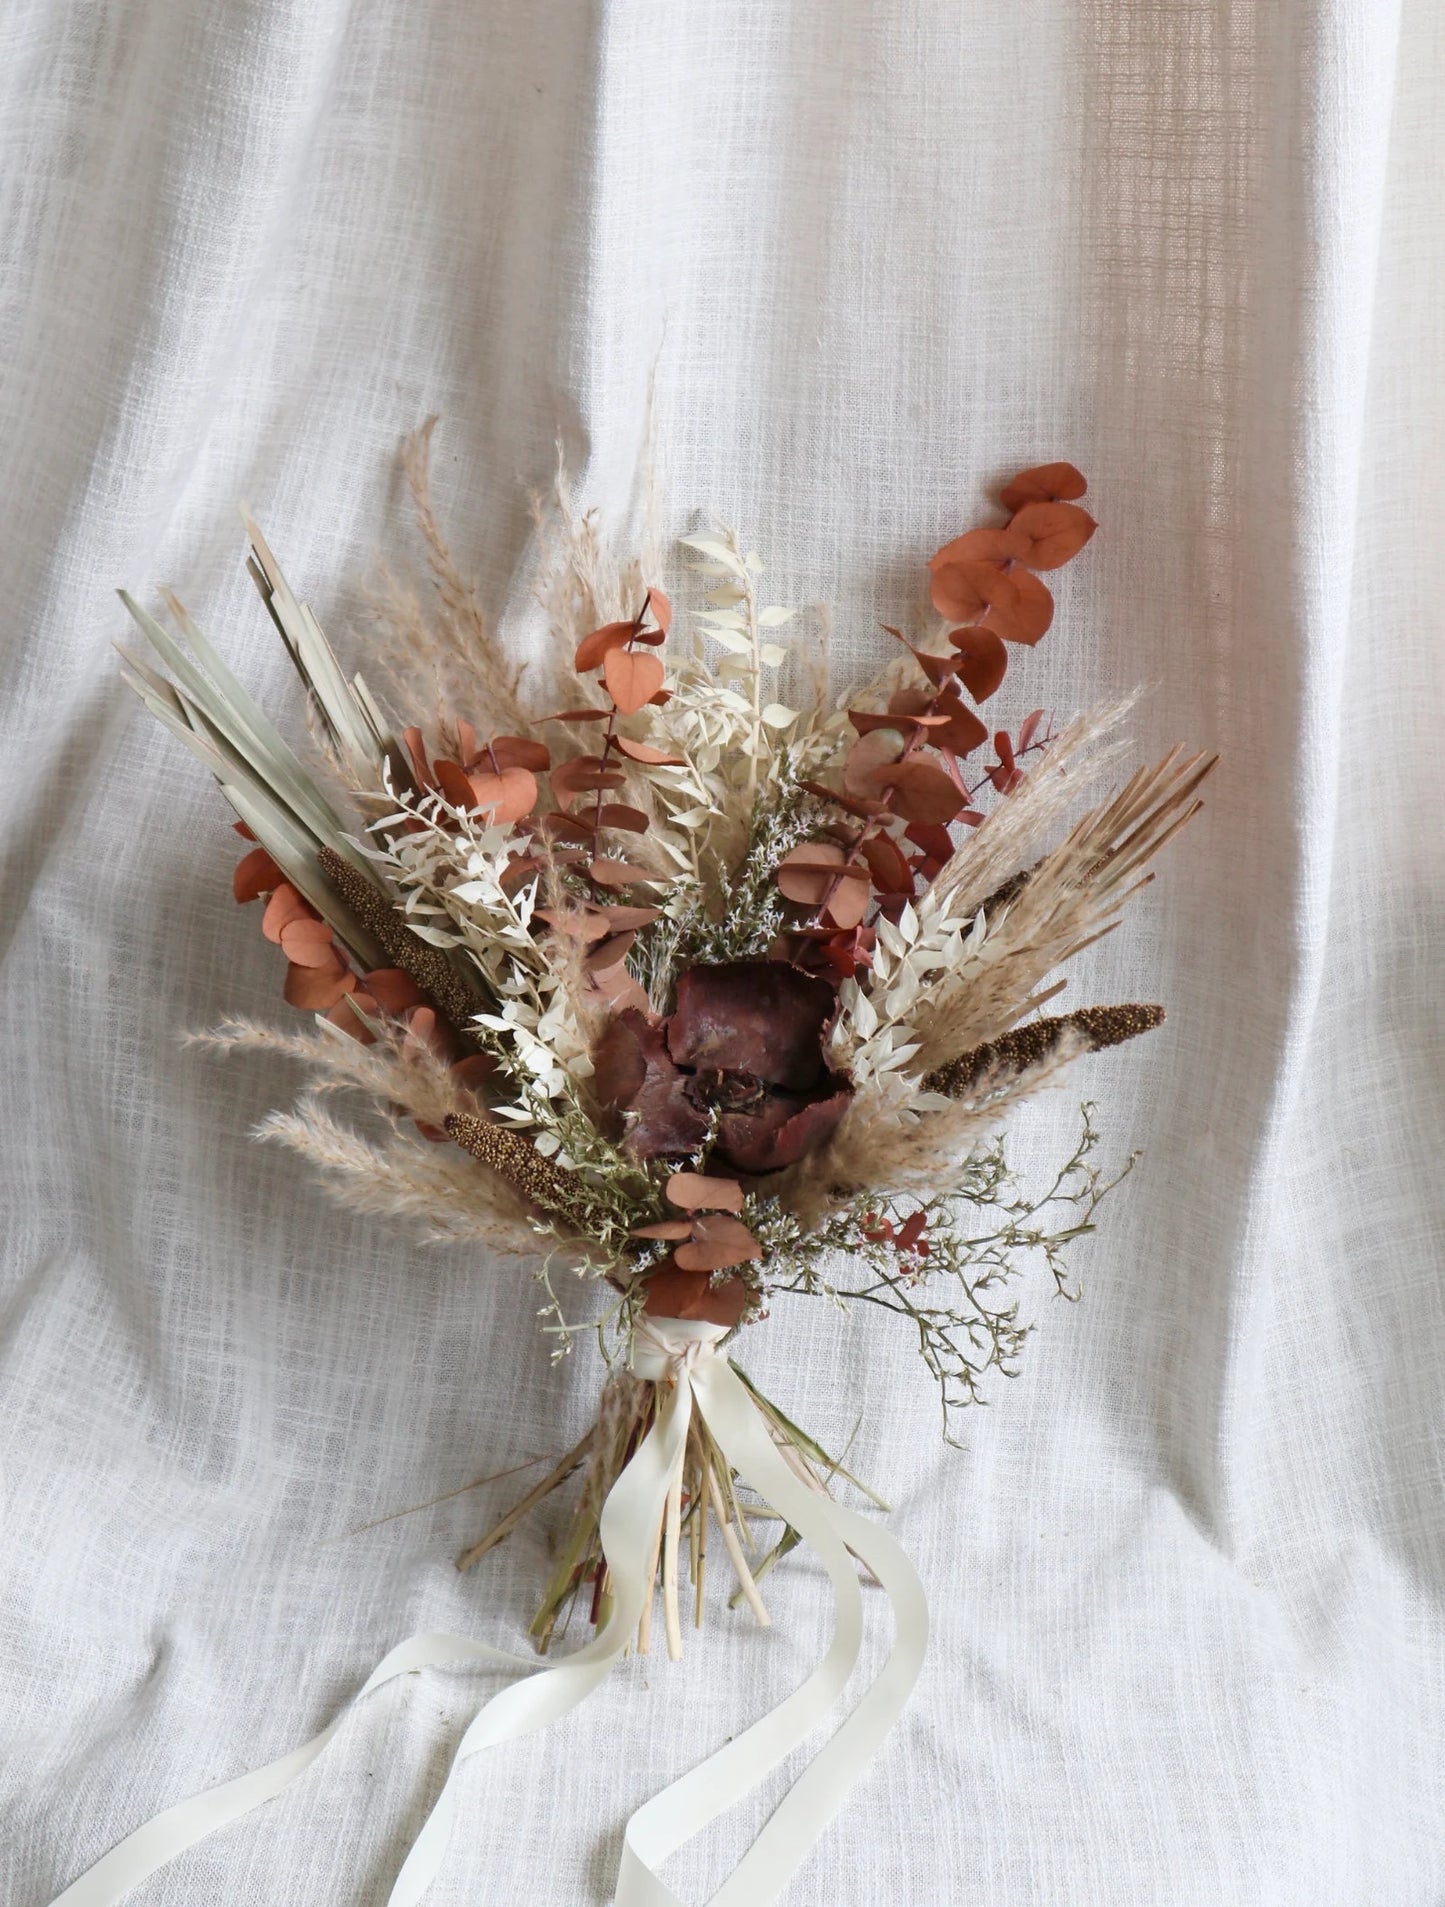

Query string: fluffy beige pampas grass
[188,1017,537,1247]
[257,1094,538,1252]
[911,745,1215,1074]
[776,1035,1087,1228]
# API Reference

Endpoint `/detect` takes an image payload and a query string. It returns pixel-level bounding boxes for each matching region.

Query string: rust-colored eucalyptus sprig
[531,590,682,1008]
[772,462,1096,979]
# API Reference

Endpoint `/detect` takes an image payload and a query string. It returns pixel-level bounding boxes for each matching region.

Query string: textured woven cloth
[3,3,1444,1902]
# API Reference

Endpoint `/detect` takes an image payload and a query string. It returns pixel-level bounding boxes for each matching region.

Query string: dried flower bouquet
[119,437,1212,1663]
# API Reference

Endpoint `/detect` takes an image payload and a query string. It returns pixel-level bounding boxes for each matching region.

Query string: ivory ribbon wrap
[48,1321,927,1907]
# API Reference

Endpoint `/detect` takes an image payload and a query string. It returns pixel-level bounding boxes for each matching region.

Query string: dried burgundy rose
[593,959,851,1175]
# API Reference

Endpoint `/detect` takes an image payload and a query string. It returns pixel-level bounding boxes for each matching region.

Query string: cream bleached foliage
[365,790,600,1117]
[635,529,845,891]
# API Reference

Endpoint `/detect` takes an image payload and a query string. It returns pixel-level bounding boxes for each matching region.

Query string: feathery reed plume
[778,1036,1089,1226]
[911,749,1215,1073]
[936,701,1136,918]
[201,1012,603,1239]
[532,453,660,677]
[393,417,535,733]
[257,1095,537,1251]
[317,844,490,1039]
[444,1111,600,1233]
[190,1017,479,1133]
[925,1003,1165,1098]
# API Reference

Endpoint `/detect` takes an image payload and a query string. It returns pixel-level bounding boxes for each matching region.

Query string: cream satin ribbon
[46,1322,927,1907]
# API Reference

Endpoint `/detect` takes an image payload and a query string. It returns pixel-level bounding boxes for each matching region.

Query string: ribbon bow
[627,1313,730,1381]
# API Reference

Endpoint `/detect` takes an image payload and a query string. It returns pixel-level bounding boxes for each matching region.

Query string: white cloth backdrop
[3,1,1443,1901]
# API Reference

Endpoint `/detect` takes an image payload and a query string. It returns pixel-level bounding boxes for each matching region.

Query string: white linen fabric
[2,2,1443,1903]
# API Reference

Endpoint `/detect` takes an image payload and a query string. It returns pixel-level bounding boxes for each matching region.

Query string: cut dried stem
[711,1465,771,1628]
[637,1508,665,1656]
[456,1427,595,1571]
[663,1458,685,1661]
[693,1462,710,1628]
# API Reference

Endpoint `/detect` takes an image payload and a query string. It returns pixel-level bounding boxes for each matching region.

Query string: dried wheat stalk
[444,1110,600,1233]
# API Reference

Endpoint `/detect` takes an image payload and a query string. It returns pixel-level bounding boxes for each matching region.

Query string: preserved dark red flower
[593,960,851,1175]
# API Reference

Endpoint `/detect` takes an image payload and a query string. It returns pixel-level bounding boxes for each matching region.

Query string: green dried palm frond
[241,508,405,790]
[115,520,393,969]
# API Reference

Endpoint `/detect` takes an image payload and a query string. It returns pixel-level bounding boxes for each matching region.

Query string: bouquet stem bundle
[460,1363,883,1654]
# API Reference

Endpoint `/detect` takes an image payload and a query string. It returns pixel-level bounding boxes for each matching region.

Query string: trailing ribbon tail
[43,1631,528,1907]
[615,1354,928,1906]
[42,1329,927,1907]
[385,1369,695,1906]
[45,1381,693,1907]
